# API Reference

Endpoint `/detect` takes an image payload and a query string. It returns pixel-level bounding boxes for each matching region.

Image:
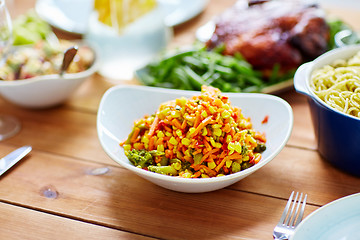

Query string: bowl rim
[301,44,360,121]
[0,39,99,86]
[97,85,294,184]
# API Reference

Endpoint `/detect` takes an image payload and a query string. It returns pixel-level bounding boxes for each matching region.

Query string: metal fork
[273,191,307,240]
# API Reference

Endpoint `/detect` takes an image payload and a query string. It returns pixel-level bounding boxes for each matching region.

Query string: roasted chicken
[206,0,330,77]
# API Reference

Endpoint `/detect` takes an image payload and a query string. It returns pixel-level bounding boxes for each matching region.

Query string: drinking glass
[0,0,21,140]
[85,0,172,81]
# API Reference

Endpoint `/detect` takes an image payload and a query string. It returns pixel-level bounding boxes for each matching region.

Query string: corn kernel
[181,138,191,146]
[223,104,230,110]
[169,137,178,145]
[176,129,182,137]
[159,108,170,117]
[184,150,191,157]
[209,106,216,114]
[214,99,222,107]
[157,144,164,152]
[234,142,242,153]
[213,128,222,137]
[172,162,182,170]
[247,135,257,145]
[201,174,209,178]
[226,135,232,143]
[165,132,172,137]
[171,111,180,118]
[123,144,131,151]
[221,110,231,119]
[228,142,235,151]
[189,127,196,135]
[201,111,208,118]
[202,127,208,136]
[225,159,232,168]
[157,131,165,138]
[176,97,187,107]
[141,136,149,144]
[212,124,222,129]
[208,161,216,169]
[210,137,216,147]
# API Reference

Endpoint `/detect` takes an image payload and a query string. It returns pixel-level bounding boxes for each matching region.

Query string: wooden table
[2,1,360,239]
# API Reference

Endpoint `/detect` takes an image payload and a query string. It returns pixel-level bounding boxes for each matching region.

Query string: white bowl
[0,42,98,109]
[97,86,293,193]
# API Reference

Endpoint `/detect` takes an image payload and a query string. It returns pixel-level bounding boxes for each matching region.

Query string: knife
[0,146,32,176]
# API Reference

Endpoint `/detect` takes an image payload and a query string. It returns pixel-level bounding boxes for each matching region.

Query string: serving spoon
[60,45,78,77]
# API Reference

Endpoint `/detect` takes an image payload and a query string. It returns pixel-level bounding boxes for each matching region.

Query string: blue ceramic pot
[294,45,360,177]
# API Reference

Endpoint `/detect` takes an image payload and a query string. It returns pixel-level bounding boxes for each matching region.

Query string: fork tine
[279,191,294,224]
[285,192,299,226]
[289,192,303,226]
[295,193,307,227]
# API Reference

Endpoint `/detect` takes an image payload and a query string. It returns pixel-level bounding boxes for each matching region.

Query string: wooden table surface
[2,0,360,239]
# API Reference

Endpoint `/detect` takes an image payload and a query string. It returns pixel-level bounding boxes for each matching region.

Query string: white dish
[291,193,360,240]
[35,0,208,35]
[97,85,293,193]
[0,42,98,109]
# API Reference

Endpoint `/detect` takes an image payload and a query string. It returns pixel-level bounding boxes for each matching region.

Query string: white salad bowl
[0,42,98,109]
[97,85,293,193]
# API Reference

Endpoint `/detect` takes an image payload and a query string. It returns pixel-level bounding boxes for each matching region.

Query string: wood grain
[0,203,152,240]
[1,0,360,239]
[1,145,358,239]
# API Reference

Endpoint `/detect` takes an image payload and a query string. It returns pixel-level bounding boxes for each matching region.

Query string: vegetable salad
[121,86,266,178]
[0,40,94,81]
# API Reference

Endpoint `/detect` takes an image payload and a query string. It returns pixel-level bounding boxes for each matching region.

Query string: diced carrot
[130,127,140,143]
[215,158,227,172]
[181,119,187,129]
[148,114,159,137]
[193,171,201,178]
[172,119,182,129]
[190,116,212,137]
[148,137,155,150]
[194,113,202,128]
[201,148,219,163]
[164,125,172,133]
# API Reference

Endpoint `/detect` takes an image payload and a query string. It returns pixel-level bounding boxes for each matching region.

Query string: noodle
[310,51,360,118]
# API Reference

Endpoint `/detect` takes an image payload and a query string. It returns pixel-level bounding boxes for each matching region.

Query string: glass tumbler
[85,0,172,81]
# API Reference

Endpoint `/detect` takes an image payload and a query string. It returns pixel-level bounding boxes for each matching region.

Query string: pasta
[310,51,360,118]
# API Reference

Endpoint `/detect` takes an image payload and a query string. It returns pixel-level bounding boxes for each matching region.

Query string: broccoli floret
[126,149,154,168]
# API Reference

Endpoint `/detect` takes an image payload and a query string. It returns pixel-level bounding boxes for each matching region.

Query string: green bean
[136,46,281,92]
[182,65,207,90]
